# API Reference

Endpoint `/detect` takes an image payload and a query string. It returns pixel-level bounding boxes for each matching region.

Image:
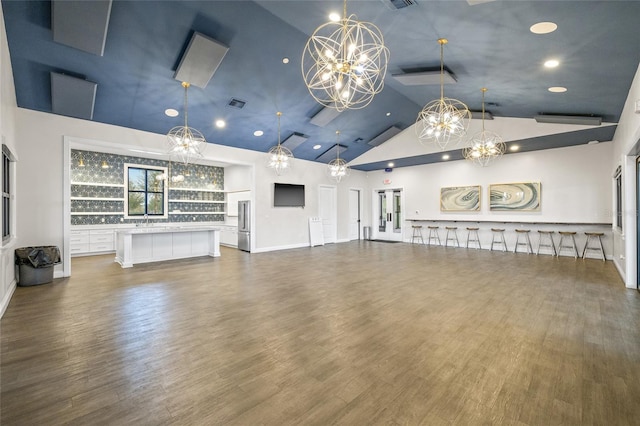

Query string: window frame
[614,165,622,231]
[2,144,15,245]
[124,163,168,220]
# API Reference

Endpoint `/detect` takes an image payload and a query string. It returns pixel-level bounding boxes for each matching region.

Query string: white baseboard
[251,242,311,253]
[0,279,17,319]
[612,257,627,285]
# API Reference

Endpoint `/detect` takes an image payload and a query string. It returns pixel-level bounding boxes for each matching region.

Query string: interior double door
[376,189,403,241]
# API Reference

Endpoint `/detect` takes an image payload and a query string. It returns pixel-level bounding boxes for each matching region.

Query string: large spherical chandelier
[416,39,471,150]
[463,88,506,167]
[302,0,389,111]
[167,82,205,165]
[327,130,350,183]
[266,112,293,176]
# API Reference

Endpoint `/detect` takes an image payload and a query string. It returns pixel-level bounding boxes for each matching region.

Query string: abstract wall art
[489,182,541,211]
[440,186,481,211]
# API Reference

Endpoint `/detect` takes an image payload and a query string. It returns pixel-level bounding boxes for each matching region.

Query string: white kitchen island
[115,226,220,268]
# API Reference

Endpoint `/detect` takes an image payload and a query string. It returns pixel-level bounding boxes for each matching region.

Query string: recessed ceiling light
[510,145,520,151]
[165,108,179,117]
[530,21,557,34]
[544,59,560,68]
[282,57,289,64]
[253,130,264,137]
[312,144,322,150]
[329,12,340,22]
[386,112,391,116]
[387,162,394,167]
[442,154,450,160]
[548,86,567,93]
[215,119,226,128]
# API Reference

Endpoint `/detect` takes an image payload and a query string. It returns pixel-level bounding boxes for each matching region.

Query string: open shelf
[169,187,224,193]
[168,200,225,204]
[169,212,226,215]
[71,197,125,201]
[71,182,125,188]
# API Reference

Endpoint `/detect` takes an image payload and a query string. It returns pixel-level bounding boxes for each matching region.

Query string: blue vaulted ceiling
[2,1,639,169]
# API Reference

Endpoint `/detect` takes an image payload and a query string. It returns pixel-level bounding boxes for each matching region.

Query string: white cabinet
[71,228,115,256]
[219,226,238,247]
[70,230,90,255]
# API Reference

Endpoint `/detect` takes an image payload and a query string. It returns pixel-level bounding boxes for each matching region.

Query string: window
[2,144,14,243]
[614,166,622,231]
[124,164,168,219]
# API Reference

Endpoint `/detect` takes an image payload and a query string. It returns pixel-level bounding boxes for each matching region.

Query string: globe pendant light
[266,112,293,176]
[167,82,206,165]
[302,0,389,111]
[463,88,506,167]
[327,130,350,183]
[416,39,471,150]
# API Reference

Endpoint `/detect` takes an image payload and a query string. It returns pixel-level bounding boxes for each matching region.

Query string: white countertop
[117,225,221,235]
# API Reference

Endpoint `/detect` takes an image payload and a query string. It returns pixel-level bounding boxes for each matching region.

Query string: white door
[375,189,403,241]
[318,185,337,243]
[349,189,360,240]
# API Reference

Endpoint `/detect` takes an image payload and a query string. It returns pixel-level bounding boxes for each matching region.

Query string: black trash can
[15,246,61,286]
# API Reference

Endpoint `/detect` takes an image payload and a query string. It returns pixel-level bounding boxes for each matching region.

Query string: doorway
[348,189,361,240]
[375,188,403,241]
[318,185,337,244]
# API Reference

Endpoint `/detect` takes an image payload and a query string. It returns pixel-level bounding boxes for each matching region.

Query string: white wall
[365,142,613,252]
[0,1,18,317]
[611,63,640,287]
[367,142,612,223]
[13,108,369,277]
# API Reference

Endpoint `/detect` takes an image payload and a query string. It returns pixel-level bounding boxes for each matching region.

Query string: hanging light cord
[182,82,190,128]
[336,130,341,160]
[439,39,446,100]
[277,112,282,146]
[481,88,487,132]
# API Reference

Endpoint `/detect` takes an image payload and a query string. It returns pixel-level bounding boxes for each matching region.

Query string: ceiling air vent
[392,69,456,86]
[368,126,402,147]
[470,110,494,120]
[534,114,602,126]
[227,98,246,109]
[282,132,309,151]
[52,0,112,56]
[316,144,348,163]
[174,32,229,89]
[380,0,417,10]
[51,72,97,120]
[309,104,342,127]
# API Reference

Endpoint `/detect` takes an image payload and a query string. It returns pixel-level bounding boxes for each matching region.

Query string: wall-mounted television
[274,183,305,207]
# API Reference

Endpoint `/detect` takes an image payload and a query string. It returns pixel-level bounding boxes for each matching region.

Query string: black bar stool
[536,230,557,256]
[427,226,441,246]
[582,232,606,261]
[490,228,508,252]
[411,225,424,244]
[557,231,579,259]
[466,227,481,249]
[514,229,533,254]
[444,226,460,248]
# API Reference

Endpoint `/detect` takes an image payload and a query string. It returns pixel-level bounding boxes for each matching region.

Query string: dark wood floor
[1,242,639,425]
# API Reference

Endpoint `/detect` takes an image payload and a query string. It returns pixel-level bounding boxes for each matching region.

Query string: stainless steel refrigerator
[237,200,250,252]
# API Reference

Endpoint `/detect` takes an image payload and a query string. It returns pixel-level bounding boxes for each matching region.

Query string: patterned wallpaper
[71,149,225,225]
